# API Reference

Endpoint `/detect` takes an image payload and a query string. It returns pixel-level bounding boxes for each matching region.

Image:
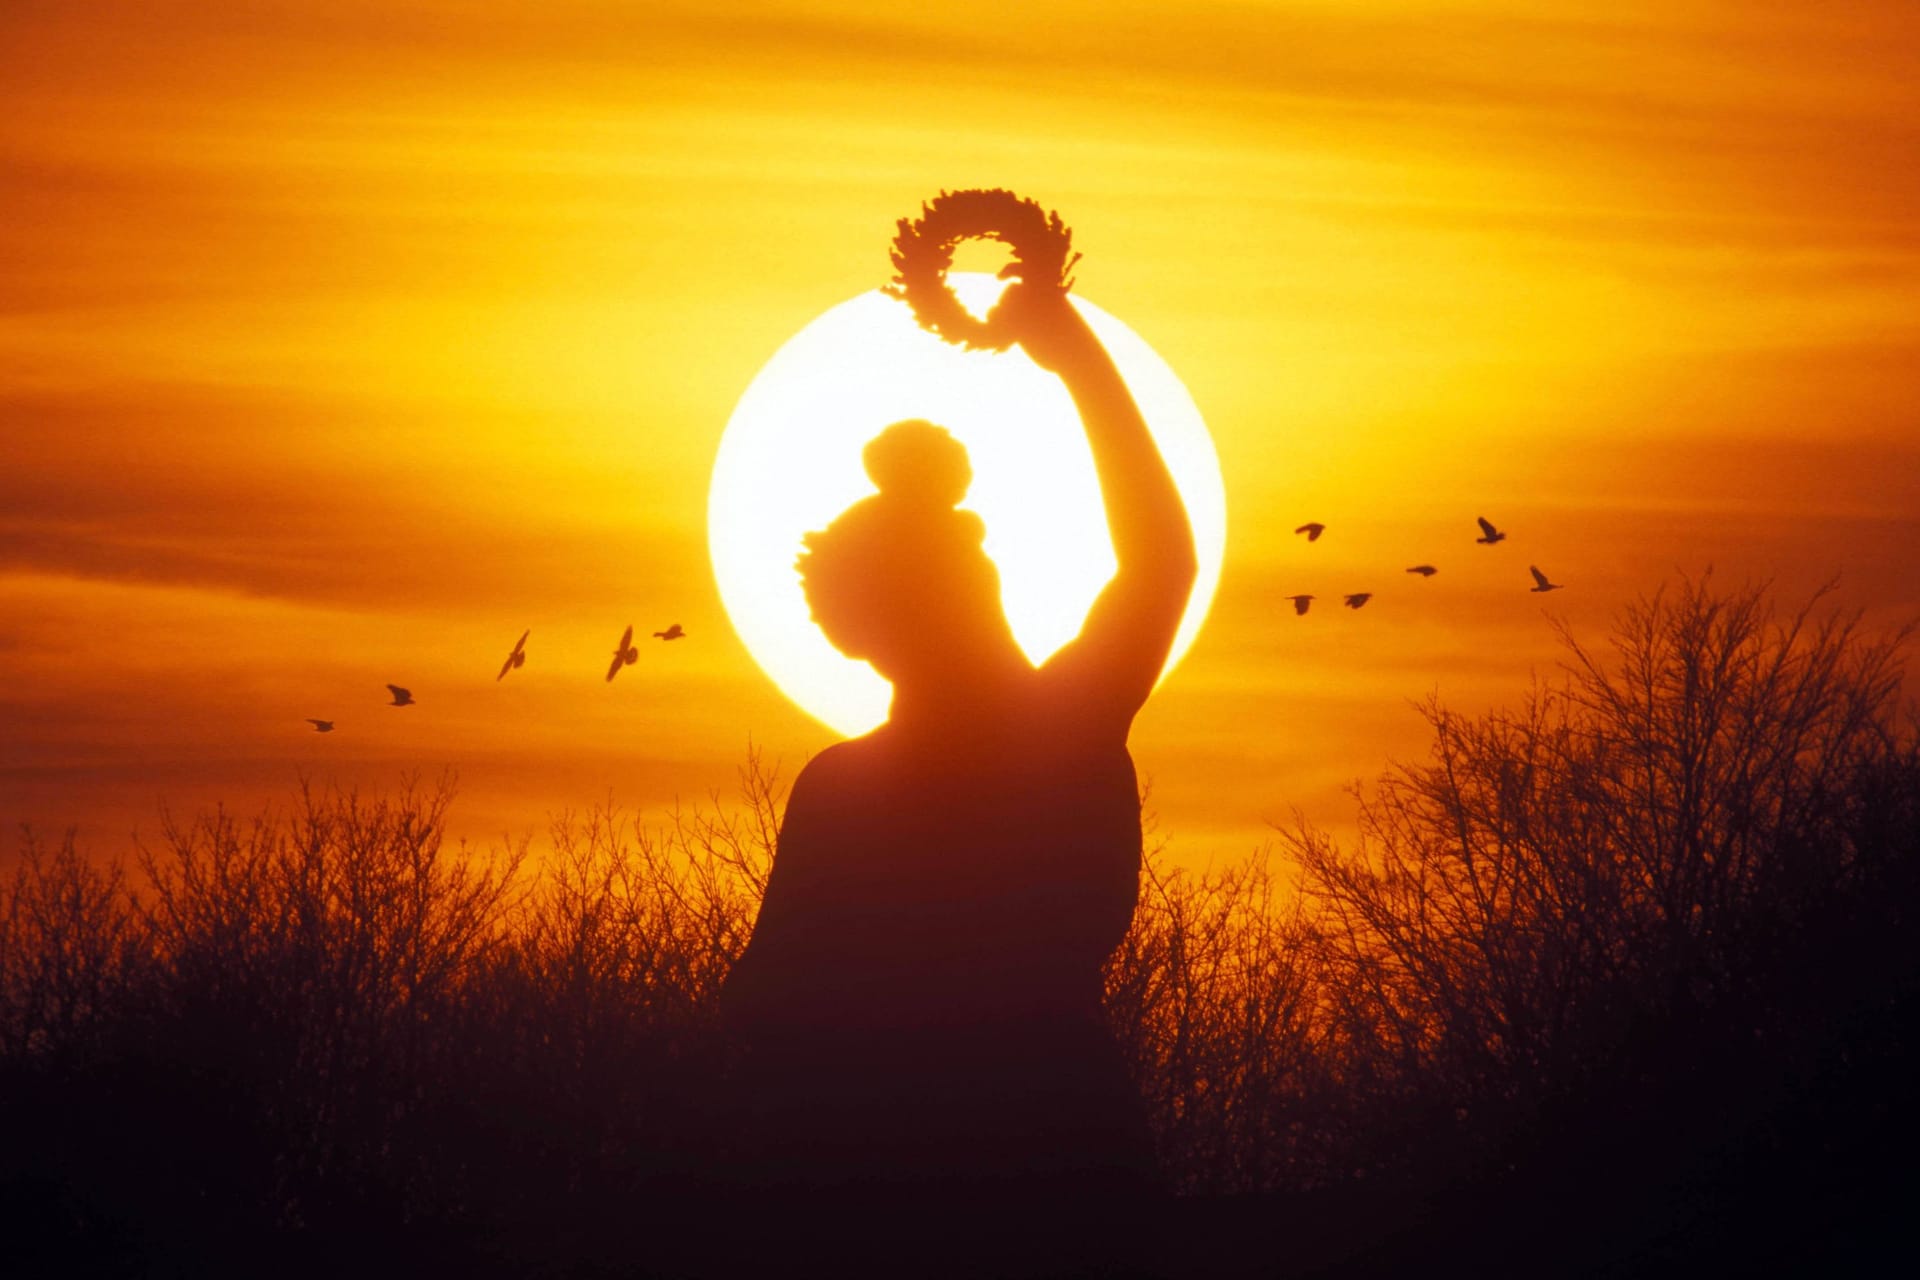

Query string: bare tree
[0,829,143,1061]
[1282,575,1916,1180]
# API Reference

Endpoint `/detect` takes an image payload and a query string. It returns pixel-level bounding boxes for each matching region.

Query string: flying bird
[497,629,530,681]
[1344,593,1372,609]
[1406,564,1438,577]
[386,684,414,707]
[1294,522,1325,542]
[653,624,685,641]
[1286,594,1315,616]
[1529,565,1563,593]
[1475,516,1507,545]
[606,625,639,682]
[306,719,334,733]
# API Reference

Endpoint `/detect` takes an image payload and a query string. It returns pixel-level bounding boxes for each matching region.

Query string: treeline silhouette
[4,577,1916,1277]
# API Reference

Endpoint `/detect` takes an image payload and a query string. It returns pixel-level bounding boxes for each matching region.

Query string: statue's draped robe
[721,663,1153,1196]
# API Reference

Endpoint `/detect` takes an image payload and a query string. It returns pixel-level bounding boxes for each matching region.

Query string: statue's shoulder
[788,734,882,809]
[798,735,876,779]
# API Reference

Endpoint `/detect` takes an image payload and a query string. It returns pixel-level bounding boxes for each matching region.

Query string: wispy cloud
[4,1,1917,864]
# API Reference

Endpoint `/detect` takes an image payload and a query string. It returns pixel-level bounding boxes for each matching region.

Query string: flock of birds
[1283,515,1562,616]
[303,622,685,733]
[298,518,1561,732]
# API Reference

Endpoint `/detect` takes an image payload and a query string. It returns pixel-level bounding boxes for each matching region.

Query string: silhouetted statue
[717,282,1196,1272]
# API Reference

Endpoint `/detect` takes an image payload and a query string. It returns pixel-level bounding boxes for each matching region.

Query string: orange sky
[4,1,1918,868]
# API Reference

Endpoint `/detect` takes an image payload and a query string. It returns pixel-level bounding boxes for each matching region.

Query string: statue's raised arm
[993,282,1198,726]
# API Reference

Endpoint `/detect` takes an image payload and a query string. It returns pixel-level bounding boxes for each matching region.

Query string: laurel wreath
[883,188,1081,351]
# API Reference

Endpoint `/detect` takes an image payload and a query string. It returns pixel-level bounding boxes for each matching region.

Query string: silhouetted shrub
[1106,846,1335,1196]
[1,758,792,1277]
[0,829,144,1063]
[437,757,776,1267]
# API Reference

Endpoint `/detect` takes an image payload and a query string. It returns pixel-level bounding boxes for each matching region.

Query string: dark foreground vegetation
[5,578,1918,1277]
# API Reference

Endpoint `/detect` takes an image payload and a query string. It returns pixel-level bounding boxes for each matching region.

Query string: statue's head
[798,420,1010,686]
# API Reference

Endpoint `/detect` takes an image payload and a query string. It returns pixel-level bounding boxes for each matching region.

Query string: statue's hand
[990,281,1102,376]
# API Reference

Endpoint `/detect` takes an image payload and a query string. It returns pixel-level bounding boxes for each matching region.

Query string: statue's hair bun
[863,419,972,510]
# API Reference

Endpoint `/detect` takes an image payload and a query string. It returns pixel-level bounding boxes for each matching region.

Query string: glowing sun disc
[710,273,1225,737]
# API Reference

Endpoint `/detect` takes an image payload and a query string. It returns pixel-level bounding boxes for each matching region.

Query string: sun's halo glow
[709,274,1225,737]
